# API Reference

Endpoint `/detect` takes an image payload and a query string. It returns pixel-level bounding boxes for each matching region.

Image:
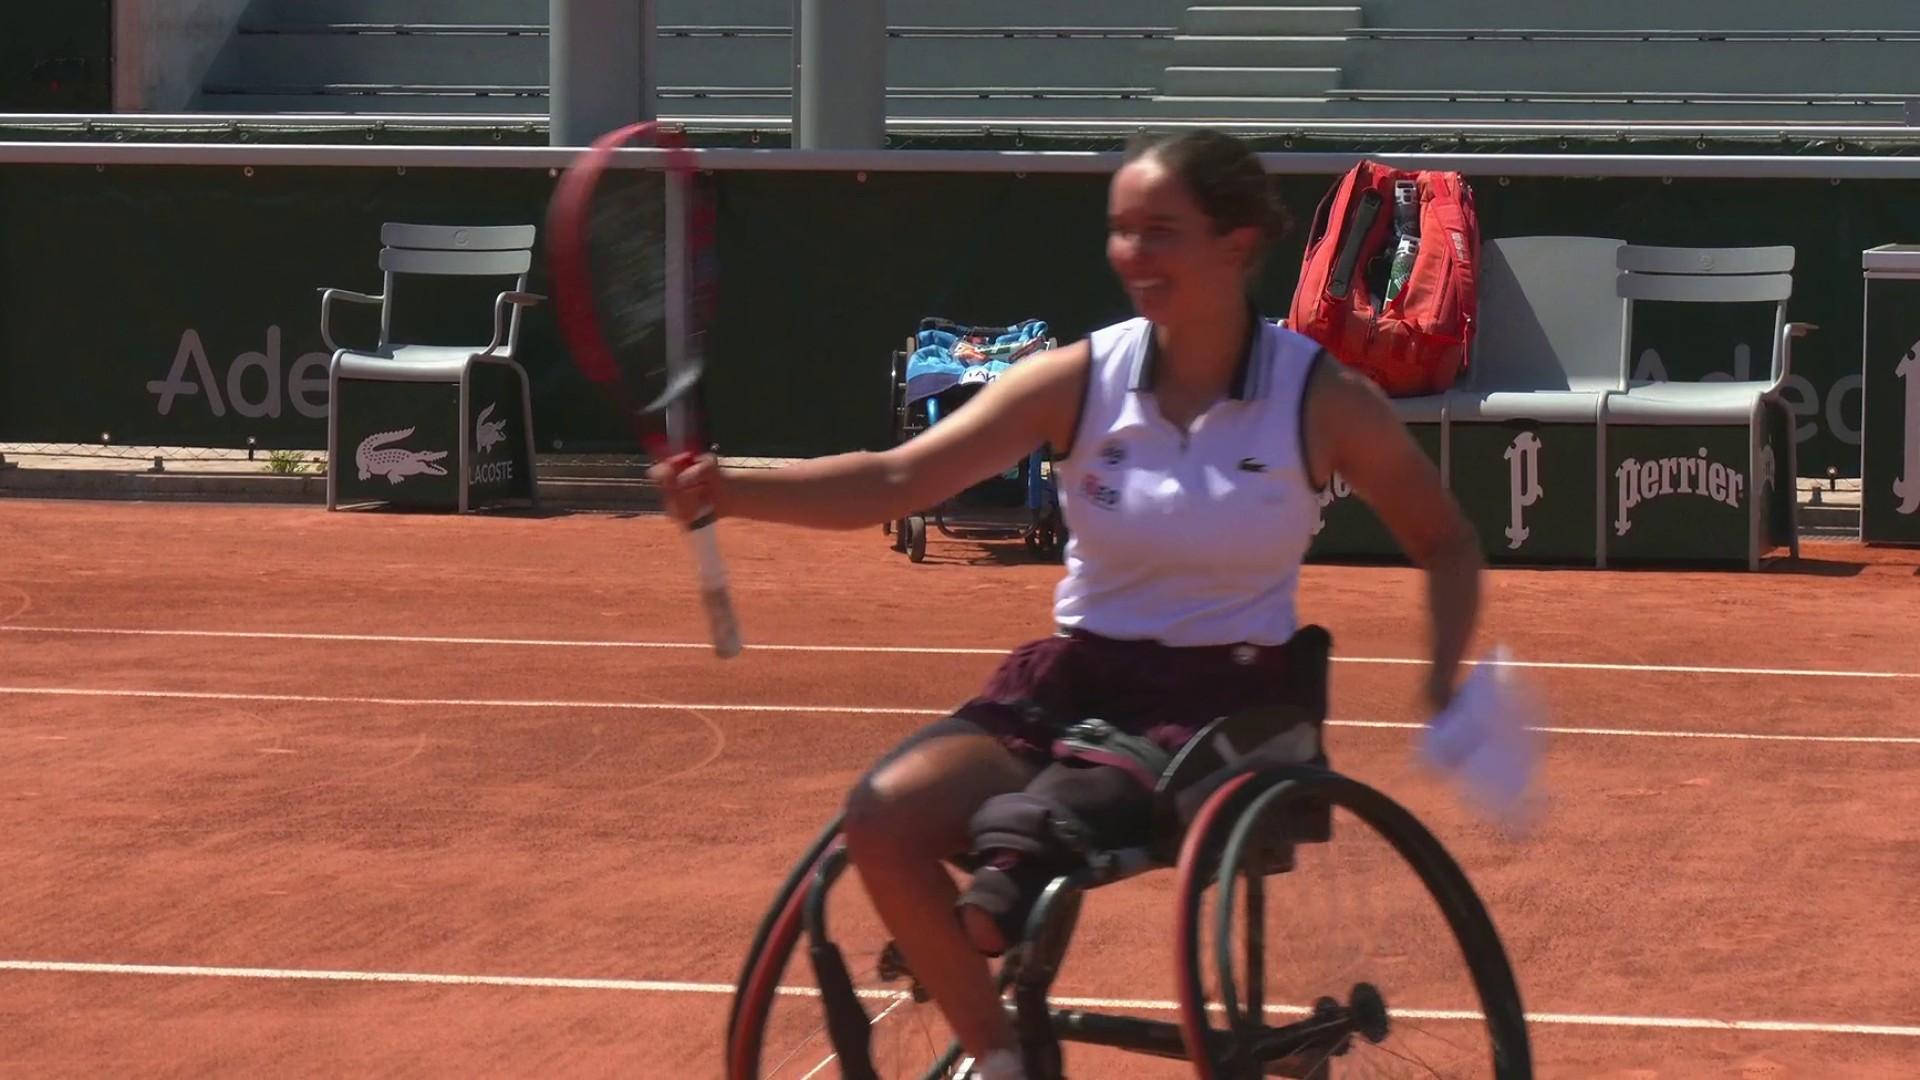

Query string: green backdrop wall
[1,159,1908,474]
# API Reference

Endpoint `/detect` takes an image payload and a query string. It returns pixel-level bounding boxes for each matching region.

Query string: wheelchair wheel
[904,515,928,563]
[1022,510,1067,563]
[727,815,846,1051]
[727,824,971,1079]
[1174,767,1531,1079]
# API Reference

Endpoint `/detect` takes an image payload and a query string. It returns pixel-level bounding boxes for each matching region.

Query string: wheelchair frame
[883,318,1067,564]
[725,732,1533,1079]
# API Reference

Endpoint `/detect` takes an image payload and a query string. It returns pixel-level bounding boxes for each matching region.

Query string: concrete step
[193,86,1908,123]
[1309,92,1907,122]
[1149,94,1338,118]
[1163,65,1339,95]
[257,0,1189,30]
[217,32,544,86]
[677,0,1186,27]
[213,31,1170,91]
[256,0,548,25]
[196,88,1189,120]
[1185,5,1361,35]
[1335,38,1920,94]
[1360,0,1920,32]
[197,90,551,115]
[1166,34,1346,65]
[1149,89,1902,122]
[1798,503,1861,530]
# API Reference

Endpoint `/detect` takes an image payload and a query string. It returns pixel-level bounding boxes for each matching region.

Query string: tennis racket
[547,120,742,659]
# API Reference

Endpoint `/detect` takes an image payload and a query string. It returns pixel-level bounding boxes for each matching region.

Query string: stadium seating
[189,1,1920,124]
[199,0,1188,118]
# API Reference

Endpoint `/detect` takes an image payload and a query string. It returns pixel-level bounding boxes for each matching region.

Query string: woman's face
[1106,155,1257,325]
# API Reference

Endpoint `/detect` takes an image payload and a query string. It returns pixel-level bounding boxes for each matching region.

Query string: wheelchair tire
[727,822,971,1079]
[1173,767,1532,1080]
[726,813,845,1052]
[905,515,927,563]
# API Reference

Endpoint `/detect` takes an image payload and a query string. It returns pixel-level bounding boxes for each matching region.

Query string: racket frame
[549,121,742,658]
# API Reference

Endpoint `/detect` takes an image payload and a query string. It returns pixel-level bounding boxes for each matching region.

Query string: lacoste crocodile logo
[356,427,447,484]
[475,402,507,455]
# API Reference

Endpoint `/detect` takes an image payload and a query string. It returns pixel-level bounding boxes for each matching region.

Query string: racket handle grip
[686,517,742,659]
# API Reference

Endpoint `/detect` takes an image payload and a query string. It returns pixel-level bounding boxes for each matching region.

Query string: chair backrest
[378,223,536,277]
[372,222,537,352]
[382,223,537,251]
[1615,243,1794,384]
[1616,244,1795,304]
[1619,244,1794,276]
[1466,235,1629,392]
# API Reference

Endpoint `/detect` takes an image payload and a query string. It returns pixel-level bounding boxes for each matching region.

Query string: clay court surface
[1,497,1916,1078]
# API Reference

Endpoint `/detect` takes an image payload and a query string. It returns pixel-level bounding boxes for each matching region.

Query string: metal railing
[5,136,1920,179]
[5,111,1919,141]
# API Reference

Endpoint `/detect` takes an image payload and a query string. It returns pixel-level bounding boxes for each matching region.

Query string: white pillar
[794,0,886,149]
[550,0,655,146]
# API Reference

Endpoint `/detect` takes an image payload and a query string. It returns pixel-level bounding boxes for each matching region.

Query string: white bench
[1313,234,1812,569]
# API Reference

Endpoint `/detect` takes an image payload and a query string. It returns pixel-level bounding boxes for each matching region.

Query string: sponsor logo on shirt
[1079,473,1121,510]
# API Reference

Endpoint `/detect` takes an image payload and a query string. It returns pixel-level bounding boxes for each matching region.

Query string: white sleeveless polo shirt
[1051,313,1327,648]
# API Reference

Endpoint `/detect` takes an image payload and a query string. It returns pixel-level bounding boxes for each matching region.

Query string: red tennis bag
[1287,161,1480,398]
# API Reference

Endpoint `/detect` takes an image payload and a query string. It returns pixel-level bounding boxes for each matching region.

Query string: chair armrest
[480,291,548,357]
[317,288,386,354]
[1773,320,1819,390]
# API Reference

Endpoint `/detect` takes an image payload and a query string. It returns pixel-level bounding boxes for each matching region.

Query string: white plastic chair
[1443,236,1629,566]
[321,223,544,512]
[1449,235,1629,420]
[1604,243,1817,565]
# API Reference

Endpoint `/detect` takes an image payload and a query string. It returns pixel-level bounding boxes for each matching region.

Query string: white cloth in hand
[973,1049,1027,1080]
[1419,645,1546,834]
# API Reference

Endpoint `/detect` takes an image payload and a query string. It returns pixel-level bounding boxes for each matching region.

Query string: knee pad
[966,791,1096,863]
[956,792,1094,956]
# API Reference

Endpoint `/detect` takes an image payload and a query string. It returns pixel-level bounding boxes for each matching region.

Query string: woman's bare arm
[705,341,1090,532]
[1304,359,1485,710]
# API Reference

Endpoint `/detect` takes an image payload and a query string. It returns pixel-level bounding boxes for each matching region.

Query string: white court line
[0,686,939,717]
[4,686,1920,746]
[3,960,1916,1039]
[0,625,1006,656]
[4,625,1916,681]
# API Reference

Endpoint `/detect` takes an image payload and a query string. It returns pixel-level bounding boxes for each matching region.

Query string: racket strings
[585,176,671,378]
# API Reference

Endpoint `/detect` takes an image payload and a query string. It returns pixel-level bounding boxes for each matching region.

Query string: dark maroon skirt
[953,625,1331,763]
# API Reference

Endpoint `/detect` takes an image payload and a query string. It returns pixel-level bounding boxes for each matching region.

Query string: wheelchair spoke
[1177,767,1531,1080]
[737,849,966,1078]
[1384,1015,1476,1060]
[792,993,915,1080]
[1351,1033,1451,1078]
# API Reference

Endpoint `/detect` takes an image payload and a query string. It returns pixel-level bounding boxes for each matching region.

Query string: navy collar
[1131,303,1266,401]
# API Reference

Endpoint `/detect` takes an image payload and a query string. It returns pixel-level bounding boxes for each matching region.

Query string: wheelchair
[724,644,1534,1079]
[884,317,1067,564]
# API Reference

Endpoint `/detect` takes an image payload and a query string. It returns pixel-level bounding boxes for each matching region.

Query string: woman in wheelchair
[655,131,1494,1079]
